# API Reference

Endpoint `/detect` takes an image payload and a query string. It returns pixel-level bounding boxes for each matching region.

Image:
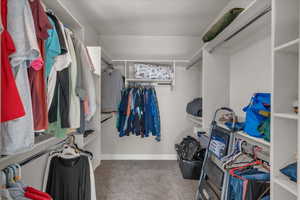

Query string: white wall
[101,67,202,158]
[229,36,272,117]
[60,0,99,45]
[99,35,202,60]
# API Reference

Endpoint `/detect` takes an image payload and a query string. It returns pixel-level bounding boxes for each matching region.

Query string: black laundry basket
[177,147,206,180]
[178,157,204,180]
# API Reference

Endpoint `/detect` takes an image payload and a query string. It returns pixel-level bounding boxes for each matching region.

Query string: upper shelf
[42,0,83,31]
[186,114,203,126]
[274,39,299,54]
[203,0,271,53]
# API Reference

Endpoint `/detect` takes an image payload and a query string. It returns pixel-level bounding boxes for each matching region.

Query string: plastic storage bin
[178,157,204,180]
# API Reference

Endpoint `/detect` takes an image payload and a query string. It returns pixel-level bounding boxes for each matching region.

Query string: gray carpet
[94,160,198,200]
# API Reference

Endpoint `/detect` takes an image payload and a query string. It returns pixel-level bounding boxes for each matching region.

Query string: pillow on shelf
[202,8,244,43]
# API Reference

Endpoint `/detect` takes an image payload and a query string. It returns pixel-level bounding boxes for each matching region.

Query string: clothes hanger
[228,145,270,179]
[60,135,93,159]
[223,141,255,170]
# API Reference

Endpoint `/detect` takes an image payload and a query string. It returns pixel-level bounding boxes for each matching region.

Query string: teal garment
[45,17,61,78]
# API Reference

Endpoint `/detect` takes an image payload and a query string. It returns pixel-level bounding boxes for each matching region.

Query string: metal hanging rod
[209,6,272,53]
[112,59,189,63]
[186,57,202,70]
[101,58,114,70]
[186,48,203,70]
[241,141,269,163]
[101,115,113,124]
[0,135,74,170]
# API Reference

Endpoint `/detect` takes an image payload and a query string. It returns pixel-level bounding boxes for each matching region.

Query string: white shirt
[65,28,80,129]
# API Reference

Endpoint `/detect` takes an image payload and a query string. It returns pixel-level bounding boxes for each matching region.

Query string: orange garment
[28,0,52,131]
[83,98,90,115]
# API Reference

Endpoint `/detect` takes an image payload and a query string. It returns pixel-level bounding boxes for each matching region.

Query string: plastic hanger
[59,144,80,159]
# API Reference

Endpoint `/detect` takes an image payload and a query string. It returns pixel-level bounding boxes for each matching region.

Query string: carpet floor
[94,160,198,200]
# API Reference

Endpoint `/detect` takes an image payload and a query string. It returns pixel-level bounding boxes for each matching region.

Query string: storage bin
[178,157,204,180]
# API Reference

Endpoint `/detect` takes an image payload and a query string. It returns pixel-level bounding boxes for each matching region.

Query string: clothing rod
[0,136,72,170]
[241,142,269,163]
[186,57,202,70]
[101,58,113,69]
[101,115,113,123]
[112,59,189,63]
[209,6,271,53]
[19,138,69,166]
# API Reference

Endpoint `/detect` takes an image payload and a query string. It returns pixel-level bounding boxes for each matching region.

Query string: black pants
[48,68,70,128]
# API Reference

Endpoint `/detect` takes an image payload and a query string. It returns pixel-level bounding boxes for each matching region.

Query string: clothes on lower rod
[117,87,161,141]
[227,168,270,200]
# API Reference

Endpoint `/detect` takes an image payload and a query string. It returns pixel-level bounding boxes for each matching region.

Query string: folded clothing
[202,8,244,43]
[186,98,202,117]
[280,162,297,182]
[135,63,173,80]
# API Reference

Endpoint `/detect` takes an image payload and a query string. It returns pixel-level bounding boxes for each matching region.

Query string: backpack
[243,93,271,138]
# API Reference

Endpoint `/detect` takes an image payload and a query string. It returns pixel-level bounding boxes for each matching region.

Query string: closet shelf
[274,39,299,54]
[235,131,270,148]
[43,0,82,30]
[186,114,203,126]
[126,78,172,83]
[203,0,271,52]
[274,113,299,120]
[274,175,298,197]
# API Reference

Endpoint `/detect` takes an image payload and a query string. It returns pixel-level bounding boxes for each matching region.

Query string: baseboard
[101,154,177,160]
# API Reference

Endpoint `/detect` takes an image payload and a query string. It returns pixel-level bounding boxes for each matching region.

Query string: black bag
[186,98,202,117]
[175,136,202,161]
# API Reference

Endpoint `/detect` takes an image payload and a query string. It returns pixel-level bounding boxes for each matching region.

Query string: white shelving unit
[112,59,190,90]
[186,114,203,126]
[200,0,272,131]
[236,131,270,148]
[203,0,271,53]
[271,0,299,198]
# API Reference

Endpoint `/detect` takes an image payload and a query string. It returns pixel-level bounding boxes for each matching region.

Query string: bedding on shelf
[186,98,202,117]
[202,8,244,43]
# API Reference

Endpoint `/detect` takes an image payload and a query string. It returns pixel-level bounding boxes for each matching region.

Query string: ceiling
[68,0,230,36]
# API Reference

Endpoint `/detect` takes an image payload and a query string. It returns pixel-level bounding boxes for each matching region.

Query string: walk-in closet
[0,0,298,199]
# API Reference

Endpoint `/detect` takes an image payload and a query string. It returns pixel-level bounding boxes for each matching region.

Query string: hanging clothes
[28,0,53,132]
[43,153,96,200]
[117,87,161,141]
[72,35,97,122]
[65,27,80,129]
[47,16,71,129]
[0,0,25,123]
[227,168,270,200]
[46,156,91,200]
[1,0,41,155]
[101,69,124,113]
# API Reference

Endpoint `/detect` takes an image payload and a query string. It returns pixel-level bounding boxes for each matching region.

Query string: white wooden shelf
[274,174,298,197]
[272,0,300,198]
[43,0,83,31]
[236,131,270,148]
[186,114,203,126]
[274,39,299,54]
[126,78,172,83]
[203,0,271,52]
[274,113,299,120]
